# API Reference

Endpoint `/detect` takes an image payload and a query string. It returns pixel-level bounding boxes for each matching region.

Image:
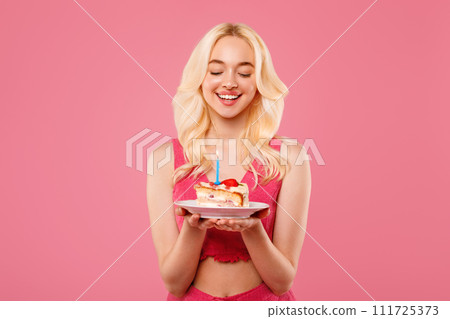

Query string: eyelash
[210,72,251,78]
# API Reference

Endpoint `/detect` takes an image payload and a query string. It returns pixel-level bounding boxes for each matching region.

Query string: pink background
[1,0,449,300]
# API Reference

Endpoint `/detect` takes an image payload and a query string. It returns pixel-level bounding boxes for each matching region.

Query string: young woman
[147,23,311,301]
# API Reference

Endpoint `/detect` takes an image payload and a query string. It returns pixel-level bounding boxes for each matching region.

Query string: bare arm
[216,143,311,295]
[146,142,217,297]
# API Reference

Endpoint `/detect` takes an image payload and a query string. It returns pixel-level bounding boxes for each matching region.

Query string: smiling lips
[217,93,240,100]
[216,93,242,106]
[216,91,241,99]
[215,91,242,106]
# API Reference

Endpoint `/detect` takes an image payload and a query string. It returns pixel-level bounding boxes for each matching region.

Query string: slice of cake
[194,178,249,207]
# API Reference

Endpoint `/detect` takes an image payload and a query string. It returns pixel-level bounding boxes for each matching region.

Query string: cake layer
[194,181,249,207]
[196,187,244,207]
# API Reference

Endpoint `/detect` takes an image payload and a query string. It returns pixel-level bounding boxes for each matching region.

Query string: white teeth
[218,94,239,100]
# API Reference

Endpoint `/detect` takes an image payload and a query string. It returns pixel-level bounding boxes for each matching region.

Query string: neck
[206,107,249,140]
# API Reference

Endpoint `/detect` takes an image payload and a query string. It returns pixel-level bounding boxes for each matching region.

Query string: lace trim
[200,252,251,263]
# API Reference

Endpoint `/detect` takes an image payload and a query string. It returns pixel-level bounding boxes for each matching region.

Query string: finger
[214,224,228,231]
[232,218,250,227]
[188,213,201,227]
[200,218,217,230]
[221,219,239,231]
[176,207,189,216]
[218,219,240,229]
[214,219,230,229]
[252,208,270,219]
[220,224,235,232]
[216,219,228,226]
[217,219,232,227]
[208,218,218,224]
[230,221,243,231]
[230,225,241,231]
[237,219,251,229]
[215,223,230,231]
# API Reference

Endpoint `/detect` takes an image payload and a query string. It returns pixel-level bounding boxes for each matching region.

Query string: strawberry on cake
[194,178,249,207]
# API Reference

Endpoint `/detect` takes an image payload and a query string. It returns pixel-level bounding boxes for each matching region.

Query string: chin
[211,103,249,119]
[214,108,245,119]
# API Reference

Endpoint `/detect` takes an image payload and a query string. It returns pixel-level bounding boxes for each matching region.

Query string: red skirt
[167,283,296,301]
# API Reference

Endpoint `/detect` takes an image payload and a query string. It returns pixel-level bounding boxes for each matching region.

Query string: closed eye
[210,72,222,75]
[239,73,251,77]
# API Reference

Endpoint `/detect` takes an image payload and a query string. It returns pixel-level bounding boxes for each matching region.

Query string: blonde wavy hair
[172,23,290,190]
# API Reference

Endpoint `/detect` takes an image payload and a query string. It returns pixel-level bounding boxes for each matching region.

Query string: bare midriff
[192,256,262,297]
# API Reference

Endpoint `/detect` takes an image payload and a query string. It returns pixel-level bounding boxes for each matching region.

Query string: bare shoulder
[284,140,310,184]
[274,136,310,174]
[146,140,175,182]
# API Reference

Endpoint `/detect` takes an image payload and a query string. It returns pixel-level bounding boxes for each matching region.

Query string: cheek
[239,76,256,91]
[244,81,257,96]
[202,76,221,92]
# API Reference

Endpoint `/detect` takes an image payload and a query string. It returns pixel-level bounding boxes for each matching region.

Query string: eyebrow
[208,59,254,68]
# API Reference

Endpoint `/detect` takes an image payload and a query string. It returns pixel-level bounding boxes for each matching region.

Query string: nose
[222,71,237,89]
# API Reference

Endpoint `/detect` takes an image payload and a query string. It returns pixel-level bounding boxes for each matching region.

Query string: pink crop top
[172,138,283,263]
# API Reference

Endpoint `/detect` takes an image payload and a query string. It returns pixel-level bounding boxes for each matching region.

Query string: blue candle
[215,150,220,185]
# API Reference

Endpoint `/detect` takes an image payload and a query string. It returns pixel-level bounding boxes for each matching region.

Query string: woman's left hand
[214,208,270,233]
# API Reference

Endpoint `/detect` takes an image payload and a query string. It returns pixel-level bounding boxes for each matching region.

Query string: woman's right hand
[175,207,218,231]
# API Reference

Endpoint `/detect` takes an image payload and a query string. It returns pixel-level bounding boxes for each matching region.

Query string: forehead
[210,36,255,65]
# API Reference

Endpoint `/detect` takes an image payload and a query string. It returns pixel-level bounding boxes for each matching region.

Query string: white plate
[174,200,269,219]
